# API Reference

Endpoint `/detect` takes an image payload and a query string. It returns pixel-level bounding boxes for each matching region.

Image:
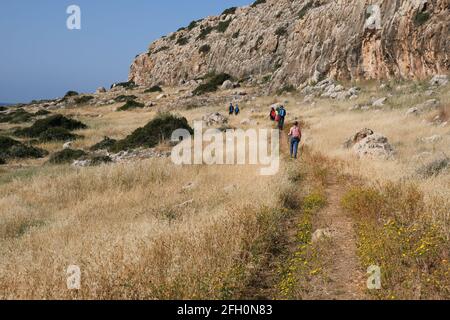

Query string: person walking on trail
[234,104,240,116]
[288,121,302,159]
[229,103,234,115]
[278,105,286,130]
[270,107,276,121]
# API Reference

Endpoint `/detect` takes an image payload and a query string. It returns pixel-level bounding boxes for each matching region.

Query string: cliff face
[129,0,449,89]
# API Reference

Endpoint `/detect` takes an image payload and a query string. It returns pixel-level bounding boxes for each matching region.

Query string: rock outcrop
[129,0,449,91]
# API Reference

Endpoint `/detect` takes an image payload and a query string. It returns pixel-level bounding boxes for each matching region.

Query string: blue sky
[0,0,251,103]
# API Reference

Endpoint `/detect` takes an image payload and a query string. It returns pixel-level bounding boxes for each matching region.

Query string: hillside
[129,0,449,91]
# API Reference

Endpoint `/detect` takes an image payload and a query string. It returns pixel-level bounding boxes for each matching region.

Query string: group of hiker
[226,102,302,159]
[229,103,240,116]
[269,104,301,158]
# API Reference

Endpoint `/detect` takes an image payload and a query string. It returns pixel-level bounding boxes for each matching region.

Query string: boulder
[343,128,374,148]
[221,80,234,90]
[312,228,333,243]
[352,133,394,159]
[429,75,448,87]
[202,112,228,126]
[372,97,387,107]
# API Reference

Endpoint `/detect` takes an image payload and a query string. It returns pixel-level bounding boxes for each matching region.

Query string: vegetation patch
[298,1,316,20]
[114,95,138,102]
[74,95,94,105]
[89,137,117,151]
[222,7,237,16]
[117,100,145,111]
[0,109,35,124]
[216,19,232,33]
[193,73,232,95]
[111,81,136,90]
[144,86,163,93]
[275,26,287,37]
[14,115,87,138]
[199,44,211,54]
[0,136,48,162]
[341,183,449,299]
[38,127,80,142]
[197,26,214,40]
[414,11,431,26]
[276,85,296,95]
[176,36,189,46]
[64,91,79,99]
[110,113,193,152]
[35,110,51,116]
[48,148,87,164]
[251,0,266,8]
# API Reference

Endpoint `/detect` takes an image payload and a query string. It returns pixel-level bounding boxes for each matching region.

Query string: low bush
[341,183,449,299]
[222,7,237,16]
[38,127,80,142]
[74,96,94,105]
[144,86,163,93]
[197,26,214,40]
[114,95,138,102]
[414,11,431,26]
[14,115,87,138]
[48,149,87,164]
[176,36,189,46]
[193,73,232,95]
[35,110,51,116]
[110,81,136,90]
[251,0,266,8]
[110,113,193,152]
[89,137,117,151]
[117,100,145,111]
[0,136,48,161]
[275,26,287,37]
[216,19,232,33]
[199,44,211,54]
[64,91,79,98]
[0,109,35,124]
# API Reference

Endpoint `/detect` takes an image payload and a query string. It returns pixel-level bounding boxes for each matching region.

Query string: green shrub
[222,7,237,16]
[232,31,240,39]
[0,136,48,160]
[193,73,231,95]
[144,86,163,93]
[298,1,315,19]
[110,113,193,152]
[151,46,169,54]
[414,11,431,26]
[276,85,296,95]
[74,95,94,105]
[38,127,80,142]
[0,157,5,165]
[187,20,198,30]
[64,91,79,98]
[85,154,112,166]
[216,19,232,33]
[199,44,211,54]
[176,36,189,46]
[114,95,138,102]
[110,81,136,90]
[117,100,145,111]
[89,137,117,151]
[275,26,287,37]
[35,110,51,116]
[14,114,87,138]
[48,149,87,164]
[251,0,266,7]
[197,26,214,40]
[0,109,34,124]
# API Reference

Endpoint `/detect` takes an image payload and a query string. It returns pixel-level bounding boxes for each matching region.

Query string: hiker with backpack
[270,107,276,121]
[288,121,302,159]
[234,104,240,116]
[278,105,286,130]
[229,103,234,115]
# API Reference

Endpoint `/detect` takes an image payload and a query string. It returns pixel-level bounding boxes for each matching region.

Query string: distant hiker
[235,104,240,116]
[270,107,276,121]
[229,103,234,115]
[278,106,286,130]
[288,121,302,159]
[275,106,281,122]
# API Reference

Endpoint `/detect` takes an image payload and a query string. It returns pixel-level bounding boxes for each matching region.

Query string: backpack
[279,108,286,117]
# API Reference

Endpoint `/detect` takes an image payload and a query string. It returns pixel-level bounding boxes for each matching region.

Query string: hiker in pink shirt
[288,121,302,159]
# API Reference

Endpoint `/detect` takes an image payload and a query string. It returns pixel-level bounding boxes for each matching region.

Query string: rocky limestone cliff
[129,0,449,90]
